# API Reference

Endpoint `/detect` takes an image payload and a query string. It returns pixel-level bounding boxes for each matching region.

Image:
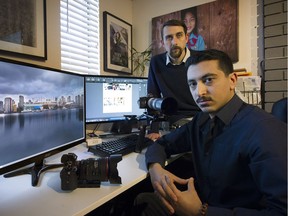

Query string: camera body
[138,96,151,109]
[60,153,122,190]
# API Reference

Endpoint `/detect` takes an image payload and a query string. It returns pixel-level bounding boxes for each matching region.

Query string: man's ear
[229,72,238,91]
[185,33,189,43]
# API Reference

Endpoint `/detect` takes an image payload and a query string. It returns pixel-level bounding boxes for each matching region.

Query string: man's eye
[204,77,213,84]
[165,36,173,41]
[176,33,184,38]
[188,82,197,88]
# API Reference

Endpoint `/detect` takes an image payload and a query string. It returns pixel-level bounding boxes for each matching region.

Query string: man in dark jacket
[134,49,287,216]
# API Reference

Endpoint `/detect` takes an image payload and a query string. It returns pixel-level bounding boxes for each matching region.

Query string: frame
[152,0,238,63]
[0,0,47,60]
[103,11,132,74]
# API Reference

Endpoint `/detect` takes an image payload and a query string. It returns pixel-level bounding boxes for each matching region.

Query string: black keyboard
[88,133,153,157]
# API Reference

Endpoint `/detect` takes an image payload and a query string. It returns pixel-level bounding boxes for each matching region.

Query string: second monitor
[85,75,148,124]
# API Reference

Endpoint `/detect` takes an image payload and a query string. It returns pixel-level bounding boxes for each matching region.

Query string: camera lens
[77,154,122,184]
[147,97,178,115]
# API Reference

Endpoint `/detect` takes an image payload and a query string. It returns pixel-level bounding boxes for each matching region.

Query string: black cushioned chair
[271,97,287,123]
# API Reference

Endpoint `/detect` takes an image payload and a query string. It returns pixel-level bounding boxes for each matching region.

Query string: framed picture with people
[151,0,238,63]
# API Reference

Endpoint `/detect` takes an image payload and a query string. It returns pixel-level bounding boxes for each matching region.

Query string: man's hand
[146,133,161,141]
[149,164,202,215]
[165,176,202,216]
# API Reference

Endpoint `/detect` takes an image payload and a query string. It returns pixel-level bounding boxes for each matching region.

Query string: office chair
[271,97,287,123]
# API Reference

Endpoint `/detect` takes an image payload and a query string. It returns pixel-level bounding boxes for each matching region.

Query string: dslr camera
[138,95,178,115]
[60,153,122,190]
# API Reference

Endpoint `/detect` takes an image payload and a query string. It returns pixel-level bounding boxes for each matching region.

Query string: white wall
[132,0,258,75]
[0,0,258,75]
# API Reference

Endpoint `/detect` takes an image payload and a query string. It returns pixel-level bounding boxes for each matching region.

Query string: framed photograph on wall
[0,0,47,60]
[152,0,238,63]
[103,11,132,74]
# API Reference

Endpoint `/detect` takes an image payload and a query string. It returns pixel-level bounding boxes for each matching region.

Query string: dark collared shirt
[201,94,243,154]
[146,95,287,216]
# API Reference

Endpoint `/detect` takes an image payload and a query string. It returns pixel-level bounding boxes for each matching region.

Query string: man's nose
[197,82,207,96]
[171,36,179,45]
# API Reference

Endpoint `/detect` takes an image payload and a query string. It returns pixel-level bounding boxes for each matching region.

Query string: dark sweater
[147,52,200,117]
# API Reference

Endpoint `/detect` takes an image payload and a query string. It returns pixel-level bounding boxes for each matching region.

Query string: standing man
[134,49,287,216]
[147,19,200,139]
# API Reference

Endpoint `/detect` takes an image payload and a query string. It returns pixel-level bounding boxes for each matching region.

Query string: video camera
[60,153,122,191]
[138,95,178,136]
[138,95,178,116]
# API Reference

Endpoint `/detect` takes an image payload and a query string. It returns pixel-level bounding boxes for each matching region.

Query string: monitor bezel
[0,57,86,176]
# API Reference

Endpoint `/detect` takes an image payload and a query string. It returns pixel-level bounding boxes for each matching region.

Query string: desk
[0,142,149,216]
[0,140,183,216]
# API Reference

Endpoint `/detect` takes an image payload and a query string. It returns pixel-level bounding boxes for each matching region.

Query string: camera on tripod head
[138,94,178,116]
[60,153,122,191]
[138,95,178,135]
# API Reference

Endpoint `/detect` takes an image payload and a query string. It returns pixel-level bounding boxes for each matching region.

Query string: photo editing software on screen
[85,76,148,123]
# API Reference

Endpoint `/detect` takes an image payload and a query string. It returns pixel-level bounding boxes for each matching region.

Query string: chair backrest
[271,97,287,123]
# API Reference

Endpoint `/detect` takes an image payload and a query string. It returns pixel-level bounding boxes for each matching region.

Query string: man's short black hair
[161,19,188,40]
[185,49,234,76]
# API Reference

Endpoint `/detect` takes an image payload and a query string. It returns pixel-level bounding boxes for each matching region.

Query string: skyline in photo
[0,61,84,104]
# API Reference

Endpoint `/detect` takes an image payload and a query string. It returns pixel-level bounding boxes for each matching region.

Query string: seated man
[134,49,287,216]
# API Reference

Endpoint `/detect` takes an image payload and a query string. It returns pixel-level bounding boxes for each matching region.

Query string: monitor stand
[4,159,63,187]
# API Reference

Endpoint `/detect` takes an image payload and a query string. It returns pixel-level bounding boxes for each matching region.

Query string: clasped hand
[149,163,202,216]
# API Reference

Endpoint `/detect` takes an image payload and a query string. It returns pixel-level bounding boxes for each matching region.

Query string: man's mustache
[196,96,212,103]
[170,45,181,51]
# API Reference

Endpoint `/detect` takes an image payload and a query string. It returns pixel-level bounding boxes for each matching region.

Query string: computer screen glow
[85,76,148,123]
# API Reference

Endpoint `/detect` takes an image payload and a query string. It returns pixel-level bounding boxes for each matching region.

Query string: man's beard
[169,46,183,59]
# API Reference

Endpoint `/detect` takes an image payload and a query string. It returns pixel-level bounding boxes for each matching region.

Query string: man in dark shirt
[147,19,200,140]
[134,49,287,216]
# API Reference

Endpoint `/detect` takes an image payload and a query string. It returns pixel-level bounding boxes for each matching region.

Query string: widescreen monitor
[0,58,85,186]
[85,75,148,123]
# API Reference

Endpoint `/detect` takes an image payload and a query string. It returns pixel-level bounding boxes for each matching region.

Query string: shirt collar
[165,48,190,65]
[198,94,243,127]
[215,94,243,126]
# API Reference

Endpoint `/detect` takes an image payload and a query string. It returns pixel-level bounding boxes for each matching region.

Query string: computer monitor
[0,58,85,186]
[85,75,148,123]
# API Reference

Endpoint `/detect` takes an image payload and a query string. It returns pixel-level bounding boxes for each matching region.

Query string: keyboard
[88,133,153,157]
